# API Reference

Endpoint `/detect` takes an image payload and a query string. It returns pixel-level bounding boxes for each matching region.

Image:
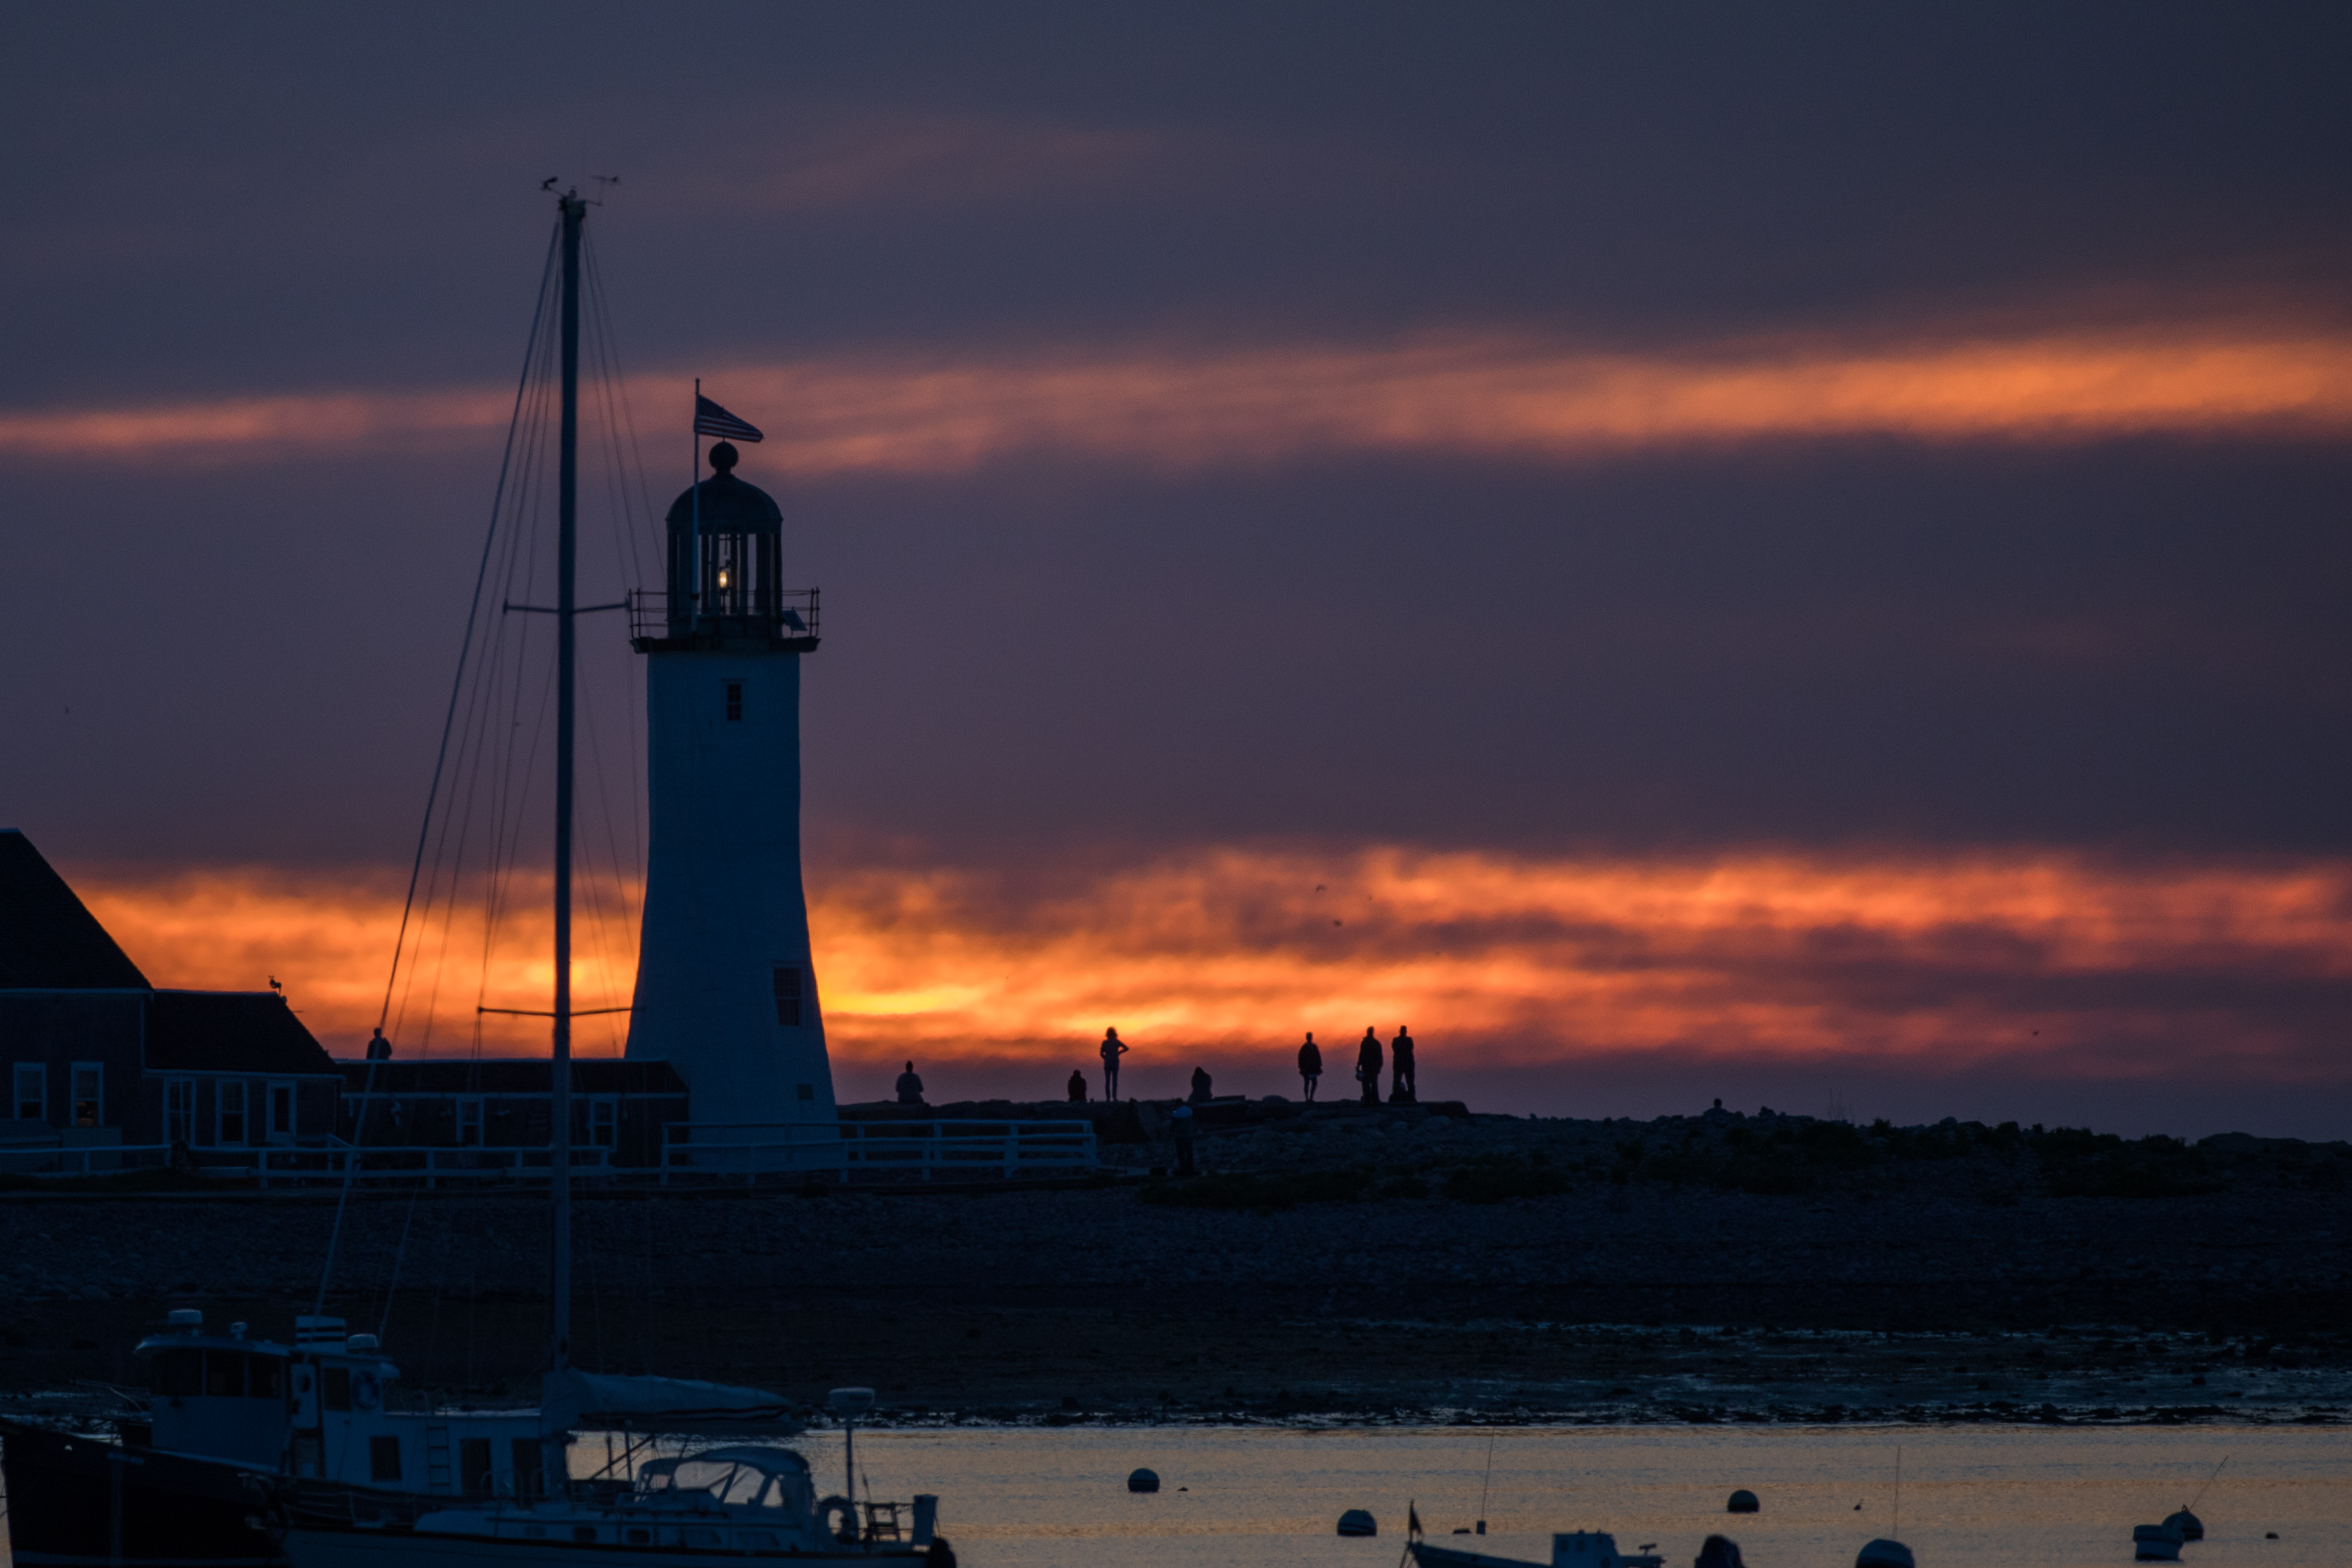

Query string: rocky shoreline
[2,1105,2345,1428]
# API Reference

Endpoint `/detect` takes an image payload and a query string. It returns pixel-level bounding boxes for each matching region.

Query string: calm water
[6,1423,2338,1566]
[801,1425,2346,1568]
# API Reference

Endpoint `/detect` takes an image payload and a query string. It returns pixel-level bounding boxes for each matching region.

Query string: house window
[589,1100,616,1148]
[456,1098,483,1146]
[725,681,743,722]
[71,1063,102,1128]
[218,1081,248,1145]
[369,1435,404,1483]
[268,1082,296,1142]
[772,964,801,1027]
[166,1079,196,1144]
[12,1063,44,1122]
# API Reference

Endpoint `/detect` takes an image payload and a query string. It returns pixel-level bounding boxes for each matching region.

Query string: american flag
[694,394,764,443]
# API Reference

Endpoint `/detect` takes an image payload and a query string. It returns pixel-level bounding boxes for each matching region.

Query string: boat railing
[0,1140,614,1188]
[659,1119,1098,1185]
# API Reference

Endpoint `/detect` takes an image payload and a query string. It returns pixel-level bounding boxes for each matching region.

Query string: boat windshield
[643,1458,793,1508]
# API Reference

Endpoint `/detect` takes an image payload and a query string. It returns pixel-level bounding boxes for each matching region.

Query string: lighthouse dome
[666,441,781,534]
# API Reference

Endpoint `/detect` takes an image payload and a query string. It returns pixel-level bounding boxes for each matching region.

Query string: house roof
[0,830,150,989]
[145,990,338,1076]
[336,1058,688,1096]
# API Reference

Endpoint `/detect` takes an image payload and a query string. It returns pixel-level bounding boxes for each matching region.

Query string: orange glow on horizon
[5,321,2351,471]
[67,846,2352,1087]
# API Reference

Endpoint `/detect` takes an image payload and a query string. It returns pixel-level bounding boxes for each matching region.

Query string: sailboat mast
[551,189,583,1373]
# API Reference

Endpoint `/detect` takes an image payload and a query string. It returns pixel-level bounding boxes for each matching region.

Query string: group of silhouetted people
[1055,1025,1421,1107]
[908,1022,1425,1109]
[1296,1026,1415,1104]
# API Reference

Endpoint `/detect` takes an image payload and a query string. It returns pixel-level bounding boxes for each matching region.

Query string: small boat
[2132,1521,2186,1561]
[278,1437,933,1567]
[1410,1531,1664,1568]
[2163,1507,2204,1541]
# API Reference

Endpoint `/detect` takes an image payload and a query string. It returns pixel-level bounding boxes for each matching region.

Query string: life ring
[818,1496,859,1541]
[350,1370,382,1411]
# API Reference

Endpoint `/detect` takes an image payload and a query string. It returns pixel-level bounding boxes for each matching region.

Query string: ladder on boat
[425,1424,453,1495]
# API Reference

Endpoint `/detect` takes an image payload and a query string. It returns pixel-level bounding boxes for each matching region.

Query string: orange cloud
[7,322,2350,471]
[69,846,2352,1089]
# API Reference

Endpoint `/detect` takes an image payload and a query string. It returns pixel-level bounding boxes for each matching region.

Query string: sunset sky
[4,6,2349,1135]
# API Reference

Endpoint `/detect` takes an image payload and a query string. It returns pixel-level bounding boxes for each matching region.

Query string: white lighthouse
[624,440,834,1147]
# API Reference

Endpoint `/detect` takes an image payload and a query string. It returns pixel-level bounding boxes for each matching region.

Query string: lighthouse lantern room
[625,440,832,1150]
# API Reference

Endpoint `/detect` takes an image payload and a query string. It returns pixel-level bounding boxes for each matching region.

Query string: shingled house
[0,829,340,1157]
[1,830,688,1174]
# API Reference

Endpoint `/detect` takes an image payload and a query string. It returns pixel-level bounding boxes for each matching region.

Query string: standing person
[1389,1025,1416,1104]
[1067,1068,1087,1103]
[1189,1064,1213,1103]
[1356,1027,1382,1106]
[1099,1028,1130,1099]
[1296,1032,1323,1101]
[365,1027,393,1061]
[895,1061,926,1105]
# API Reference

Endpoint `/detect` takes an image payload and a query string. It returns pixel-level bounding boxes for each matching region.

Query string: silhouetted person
[1389,1026,1416,1104]
[365,1028,392,1061]
[1099,1028,1130,1098]
[895,1061,925,1105]
[1067,1068,1086,1102]
[1297,1033,1322,1100]
[924,1535,957,1568]
[1189,1065,1213,1103]
[1356,1027,1382,1106]
[1171,1104,1197,1176]
[1694,1535,1744,1568]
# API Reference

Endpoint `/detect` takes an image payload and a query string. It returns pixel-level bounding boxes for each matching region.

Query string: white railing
[259,1140,615,1190]
[0,1141,170,1178]
[660,1120,1098,1185]
[0,1140,612,1188]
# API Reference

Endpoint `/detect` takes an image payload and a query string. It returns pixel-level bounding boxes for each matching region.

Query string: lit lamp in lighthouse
[625,408,832,1157]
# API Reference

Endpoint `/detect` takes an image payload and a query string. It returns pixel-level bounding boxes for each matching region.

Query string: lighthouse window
[725,681,743,722]
[772,964,801,1026]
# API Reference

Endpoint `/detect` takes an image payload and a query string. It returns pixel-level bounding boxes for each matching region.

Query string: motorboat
[278,1436,932,1566]
[1410,1531,1664,1568]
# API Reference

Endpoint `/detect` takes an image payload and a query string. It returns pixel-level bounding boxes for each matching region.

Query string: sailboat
[0,187,939,1568]
[275,188,936,1567]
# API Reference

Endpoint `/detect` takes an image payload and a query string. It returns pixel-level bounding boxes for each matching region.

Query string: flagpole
[690,376,702,631]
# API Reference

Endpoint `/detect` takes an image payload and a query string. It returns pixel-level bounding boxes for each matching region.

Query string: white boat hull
[283,1527,921,1568]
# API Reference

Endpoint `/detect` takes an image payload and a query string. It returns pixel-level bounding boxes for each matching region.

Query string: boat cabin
[136,1310,547,1496]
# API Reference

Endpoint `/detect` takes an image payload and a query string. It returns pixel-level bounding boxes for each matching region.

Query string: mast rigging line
[312,220,561,1326]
